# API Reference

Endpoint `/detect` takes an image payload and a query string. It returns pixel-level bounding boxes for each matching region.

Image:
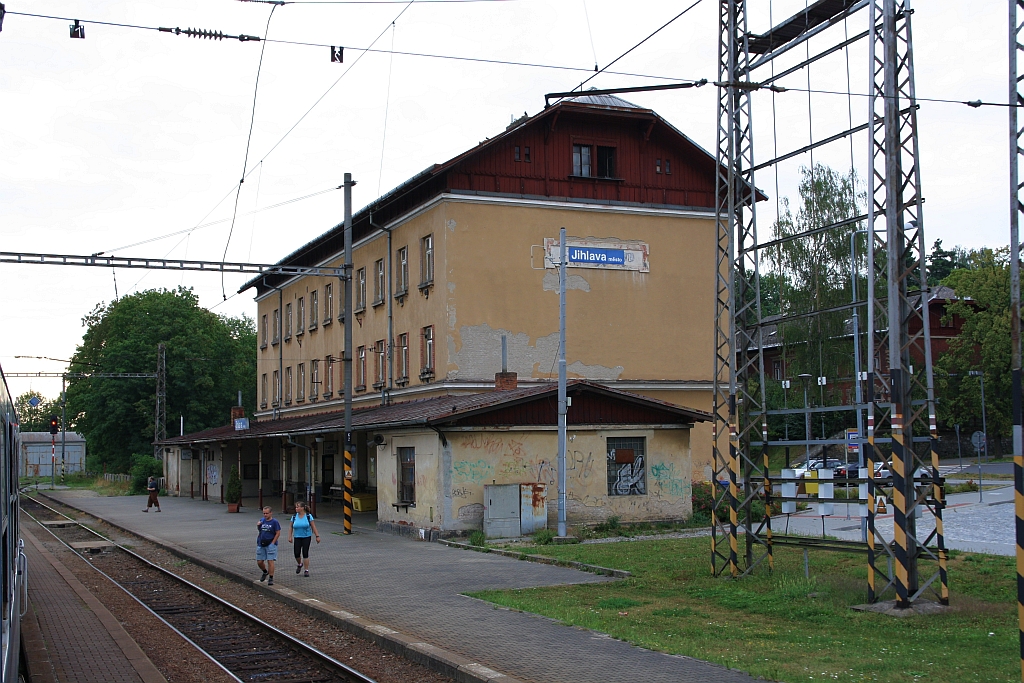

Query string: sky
[0,0,1010,401]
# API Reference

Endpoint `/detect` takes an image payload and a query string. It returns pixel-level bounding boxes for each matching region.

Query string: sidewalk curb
[39,493,525,683]
[437,538,631,578]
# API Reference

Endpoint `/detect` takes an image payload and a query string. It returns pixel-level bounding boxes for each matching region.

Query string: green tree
[927,239,971,286]
[14,391,64,433]
[935,247,1011,453]
[65,288,256,472]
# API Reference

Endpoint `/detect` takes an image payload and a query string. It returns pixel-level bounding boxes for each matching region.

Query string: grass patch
[467,536,1016,682]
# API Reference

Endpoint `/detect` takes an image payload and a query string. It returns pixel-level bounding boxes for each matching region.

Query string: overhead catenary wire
[94,186,342,256]
[222,3,280,301]
[377,22,397,198]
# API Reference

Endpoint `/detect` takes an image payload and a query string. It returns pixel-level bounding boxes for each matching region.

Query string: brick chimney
[495,334,517,389]
[231,405,245,421]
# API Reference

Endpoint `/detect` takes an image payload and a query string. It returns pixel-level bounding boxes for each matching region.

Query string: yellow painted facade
[253,194,717,482]
[374,426,692,532]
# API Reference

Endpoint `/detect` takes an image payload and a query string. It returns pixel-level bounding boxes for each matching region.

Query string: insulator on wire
[158,26,259,42]
[70,19,85,39]
[331,46,344,63]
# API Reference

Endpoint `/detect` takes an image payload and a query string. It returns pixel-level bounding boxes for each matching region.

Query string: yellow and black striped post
[1014,454,1024,681]
[343,443,353,534]
[890,373,912,608]
[929,411,949,605]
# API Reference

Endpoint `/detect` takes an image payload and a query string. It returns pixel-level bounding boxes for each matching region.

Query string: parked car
[836,463,862,478]
[806,459,844,477]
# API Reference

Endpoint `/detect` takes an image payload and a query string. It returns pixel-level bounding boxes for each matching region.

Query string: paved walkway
[47,491,754,683]
[781,484,1017,555]
[22,525,166,683]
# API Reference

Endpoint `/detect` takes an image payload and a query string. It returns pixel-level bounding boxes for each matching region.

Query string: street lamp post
[969,370,987,502]
[799,374,813,467]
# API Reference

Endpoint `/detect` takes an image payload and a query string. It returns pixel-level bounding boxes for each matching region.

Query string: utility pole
[61,374,66,485]
[154,343,166,460]
[557,227,568,538]
[342,173,355,535]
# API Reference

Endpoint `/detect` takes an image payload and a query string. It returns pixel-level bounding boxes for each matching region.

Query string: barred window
[607,437,646,496]
[398,447,416,504]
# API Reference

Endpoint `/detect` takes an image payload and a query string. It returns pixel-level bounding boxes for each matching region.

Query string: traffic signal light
[49,415,59,435]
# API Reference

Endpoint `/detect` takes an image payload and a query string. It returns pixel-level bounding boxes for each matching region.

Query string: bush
[533,528,557,545]
[468,530,487,547]
[692,481,716,516]
[226,466,242,504]
[129,454,163,494]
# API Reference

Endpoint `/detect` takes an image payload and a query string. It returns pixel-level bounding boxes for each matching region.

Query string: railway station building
[161,92,727,535]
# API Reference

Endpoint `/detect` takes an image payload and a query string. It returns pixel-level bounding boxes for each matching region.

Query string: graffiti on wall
[453,459,493,484]
[607,452,645,496]
[457,503,484,521]
[650,461,689,499]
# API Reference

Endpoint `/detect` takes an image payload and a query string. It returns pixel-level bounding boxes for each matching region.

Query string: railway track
[20,494,379,683]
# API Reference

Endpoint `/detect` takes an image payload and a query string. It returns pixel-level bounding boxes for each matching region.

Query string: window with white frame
[356,268,366,311]
[324,282,333,324]
[285,303,293,341]
[573,144,591,177]
[261,373,268,408]
[310,290,319,330]
[606,437,646,496]
[397,333,409,381]
[297,297,305,334]
[374,339,385,388]
[297,363,305,401]
[273,309,281,344]
[396,246,409,296]
[285,366,293,404]
[324,355,334,397]
[420,326,434,380]
[356,346,366,390]
[420,235,434,287]
[261,314,268,348]
[374,259,385,306]
[272,370,280,405]
[310,359,319,402]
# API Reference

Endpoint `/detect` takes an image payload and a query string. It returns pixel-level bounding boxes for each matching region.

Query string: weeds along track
[20,495,379,683]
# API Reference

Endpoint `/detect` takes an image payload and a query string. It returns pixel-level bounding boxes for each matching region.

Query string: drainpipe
[370,212,394,406]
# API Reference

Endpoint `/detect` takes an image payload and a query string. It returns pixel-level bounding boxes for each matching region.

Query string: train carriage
[0,364,23,683]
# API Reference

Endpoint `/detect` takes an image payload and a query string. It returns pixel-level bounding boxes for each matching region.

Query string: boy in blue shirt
[256,506,282,585]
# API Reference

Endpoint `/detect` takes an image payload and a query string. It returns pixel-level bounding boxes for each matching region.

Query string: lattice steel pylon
[712,0,947,607]
[864,0,947,607]
[154,342,167,460]
[711,0,772,579]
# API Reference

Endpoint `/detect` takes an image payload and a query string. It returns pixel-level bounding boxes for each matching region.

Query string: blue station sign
[567,246,625,265]
[544,237,649,273]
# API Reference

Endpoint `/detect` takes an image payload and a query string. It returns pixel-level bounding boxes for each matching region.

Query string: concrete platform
[21,526,166,683]
[45,490,756,683]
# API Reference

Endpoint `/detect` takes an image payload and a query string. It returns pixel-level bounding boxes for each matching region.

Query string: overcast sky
[0,0,1009,401]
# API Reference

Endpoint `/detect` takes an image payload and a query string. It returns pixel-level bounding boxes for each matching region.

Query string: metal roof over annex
[158,380,710,447]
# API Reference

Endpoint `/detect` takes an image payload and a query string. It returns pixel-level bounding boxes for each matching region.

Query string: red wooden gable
[447,389,697,427]
[443,102,718,208]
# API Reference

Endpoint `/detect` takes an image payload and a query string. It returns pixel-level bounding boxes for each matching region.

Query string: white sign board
[544,237,649,272]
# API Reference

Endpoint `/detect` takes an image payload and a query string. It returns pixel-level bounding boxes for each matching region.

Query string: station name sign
[543,237,649,272]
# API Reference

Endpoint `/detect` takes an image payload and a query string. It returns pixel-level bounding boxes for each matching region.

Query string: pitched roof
[158,380,709,446]
[239,94,730,297]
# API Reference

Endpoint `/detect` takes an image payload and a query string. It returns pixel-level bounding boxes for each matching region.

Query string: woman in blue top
[288,501,320,577]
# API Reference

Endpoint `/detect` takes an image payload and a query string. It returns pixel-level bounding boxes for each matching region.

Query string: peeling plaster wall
[450,324,624,381]
[442,427,692,532]
[375,431,443,529]
[442,200,716,384]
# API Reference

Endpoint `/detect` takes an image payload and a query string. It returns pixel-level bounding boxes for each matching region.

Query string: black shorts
[293,536,312,559]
